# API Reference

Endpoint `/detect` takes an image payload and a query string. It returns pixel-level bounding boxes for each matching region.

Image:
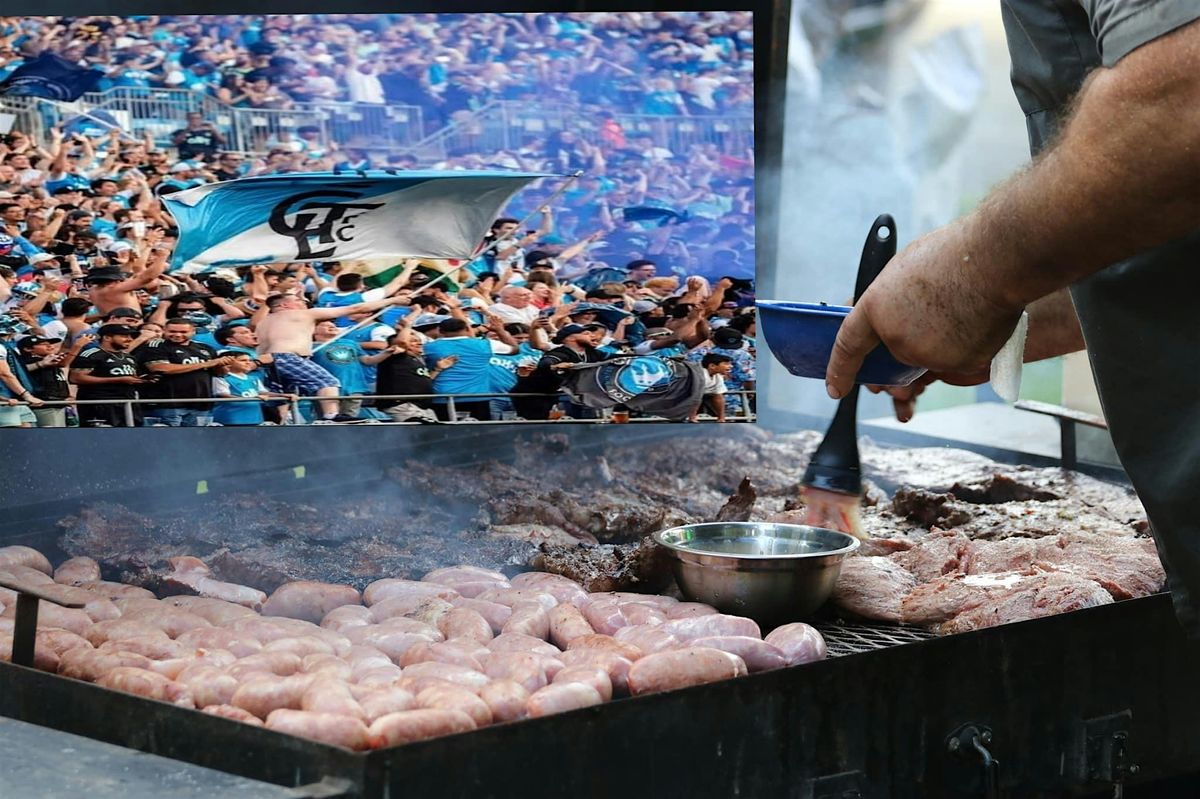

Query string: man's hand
[73,333,96,350]
[436,355,459,370]
[825,221,1024,400]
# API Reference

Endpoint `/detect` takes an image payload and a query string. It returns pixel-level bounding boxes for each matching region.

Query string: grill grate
[815,620,939,657]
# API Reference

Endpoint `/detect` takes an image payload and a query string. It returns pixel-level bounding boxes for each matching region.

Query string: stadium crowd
[0,12,756,427]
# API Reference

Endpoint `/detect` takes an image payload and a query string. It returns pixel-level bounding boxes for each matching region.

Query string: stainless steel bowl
[652,522,860,625]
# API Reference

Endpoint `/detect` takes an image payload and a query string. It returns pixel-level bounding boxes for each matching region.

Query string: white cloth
[346,69,385,104]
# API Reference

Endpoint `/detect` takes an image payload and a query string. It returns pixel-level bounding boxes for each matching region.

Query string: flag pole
[312,170,584,354]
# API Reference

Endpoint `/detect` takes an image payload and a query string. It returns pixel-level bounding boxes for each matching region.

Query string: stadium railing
[8,390,757,426]
[1,89,426,156]
[395,101,754,164]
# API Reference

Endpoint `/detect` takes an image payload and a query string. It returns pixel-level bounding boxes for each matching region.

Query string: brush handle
[803,215,897,494]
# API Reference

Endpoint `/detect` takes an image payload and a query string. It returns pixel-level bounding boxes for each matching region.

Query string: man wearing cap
[135,318,232,427]
[512,323,609,420]
[84,246,168,315]
[688,326,755,417]
[19,332,90,427]
[69,323,152,427]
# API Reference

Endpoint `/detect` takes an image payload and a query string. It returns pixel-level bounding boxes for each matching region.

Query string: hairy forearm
[1022,288,1085,362]
[978,19,1200,309]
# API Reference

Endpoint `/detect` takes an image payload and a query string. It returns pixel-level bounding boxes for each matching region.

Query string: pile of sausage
[0,545,827,750]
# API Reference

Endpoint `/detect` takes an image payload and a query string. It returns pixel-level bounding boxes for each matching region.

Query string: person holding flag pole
[311,170,585,355]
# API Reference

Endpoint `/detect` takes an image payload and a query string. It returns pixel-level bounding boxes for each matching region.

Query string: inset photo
[0,11,756,427]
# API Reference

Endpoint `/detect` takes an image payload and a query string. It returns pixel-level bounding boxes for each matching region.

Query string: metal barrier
[2,89,425,157]
[403,100,754,164]
[5,390,756,427]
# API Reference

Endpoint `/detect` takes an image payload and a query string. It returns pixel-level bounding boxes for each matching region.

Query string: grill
[818,619,937,656]
[2,423,1197,798]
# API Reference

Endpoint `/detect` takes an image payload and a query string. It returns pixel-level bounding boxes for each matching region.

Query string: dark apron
[1001,0,1200,633]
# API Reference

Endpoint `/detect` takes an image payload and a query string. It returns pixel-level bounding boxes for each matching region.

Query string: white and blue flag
[162,171,547,273]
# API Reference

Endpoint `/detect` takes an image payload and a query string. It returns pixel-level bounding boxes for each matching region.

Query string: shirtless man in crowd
[85,248,170,316]
[255,293,408,422]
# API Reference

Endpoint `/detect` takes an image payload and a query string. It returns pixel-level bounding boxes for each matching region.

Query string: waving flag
[0,53,104,101]
[620,204,688,228]
[560,356,705,421]
[162,171,547,273]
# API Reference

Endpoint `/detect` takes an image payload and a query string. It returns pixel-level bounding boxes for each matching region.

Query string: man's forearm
[977,19,1200,310]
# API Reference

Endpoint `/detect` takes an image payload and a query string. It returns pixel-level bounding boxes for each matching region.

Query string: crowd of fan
[0,12,755,428]
[0,207,756,427]
[1,12,756,279]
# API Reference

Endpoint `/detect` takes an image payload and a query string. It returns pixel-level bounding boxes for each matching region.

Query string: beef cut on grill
[52,428,1159,635]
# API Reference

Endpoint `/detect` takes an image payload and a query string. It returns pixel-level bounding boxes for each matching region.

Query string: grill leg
[11,593,40,668]
[1060,419,1077,470]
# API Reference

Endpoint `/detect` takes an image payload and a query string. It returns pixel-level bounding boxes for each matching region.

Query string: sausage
[483,651,549,694]
[665,602,719,620]
[438,607,494,644]
[509,573,589,607]
[627,648,747,695]
[565,634,642,661]
[34,629,92,657]
[690,636,788,673]
[263,636,337,658]
[398,640,483,671]
[476,588,558,611]
[415,682,492,727]
[448,598,513,634]
[231,673,314,719]
[526,682,603,718]
[585,592,677,610]
[355,666,405,688]
[552,665,613,701]
[2,603,92,636]
[229,651,304,677]
[86,619,170,648]
[547,604,595,649]
[407,598,459,630]
[399,662,489,691]
[555,650,634,695]
[301,677,367,721]
[362,579,459,607]
[202,704,264,725]
[97,666,195,708]
[658,614,762,642]
[177,665,240,707]
[581,600,629,636]
[613,624,680,655]
[118,607,213,639]
[501,602,551,640]
[58,649,154,682]
[478,680,530,723]
[422,565,508,584]
[0,633,60,672]
[261,582,361,624]
[78,581,156,601]
[266,709,370,750]
[162,562,268,611]
[176,627,263,658]
[304,655,354,681]
[161,596,258,625]
[0,546,52,574]
[98,634,194,661]
[356,686,416,723]
[53,556,101,585]
[321,605,374,632]
[367,709,476,749]
[351,630,435,664]
[763,623,828,666]
[487,633,562,658]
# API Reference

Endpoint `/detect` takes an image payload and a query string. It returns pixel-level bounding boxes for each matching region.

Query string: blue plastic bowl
[758,300,927,387]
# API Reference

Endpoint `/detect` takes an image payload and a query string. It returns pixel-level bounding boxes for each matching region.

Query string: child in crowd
[690,352,733,423]
[210,351,296,426]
